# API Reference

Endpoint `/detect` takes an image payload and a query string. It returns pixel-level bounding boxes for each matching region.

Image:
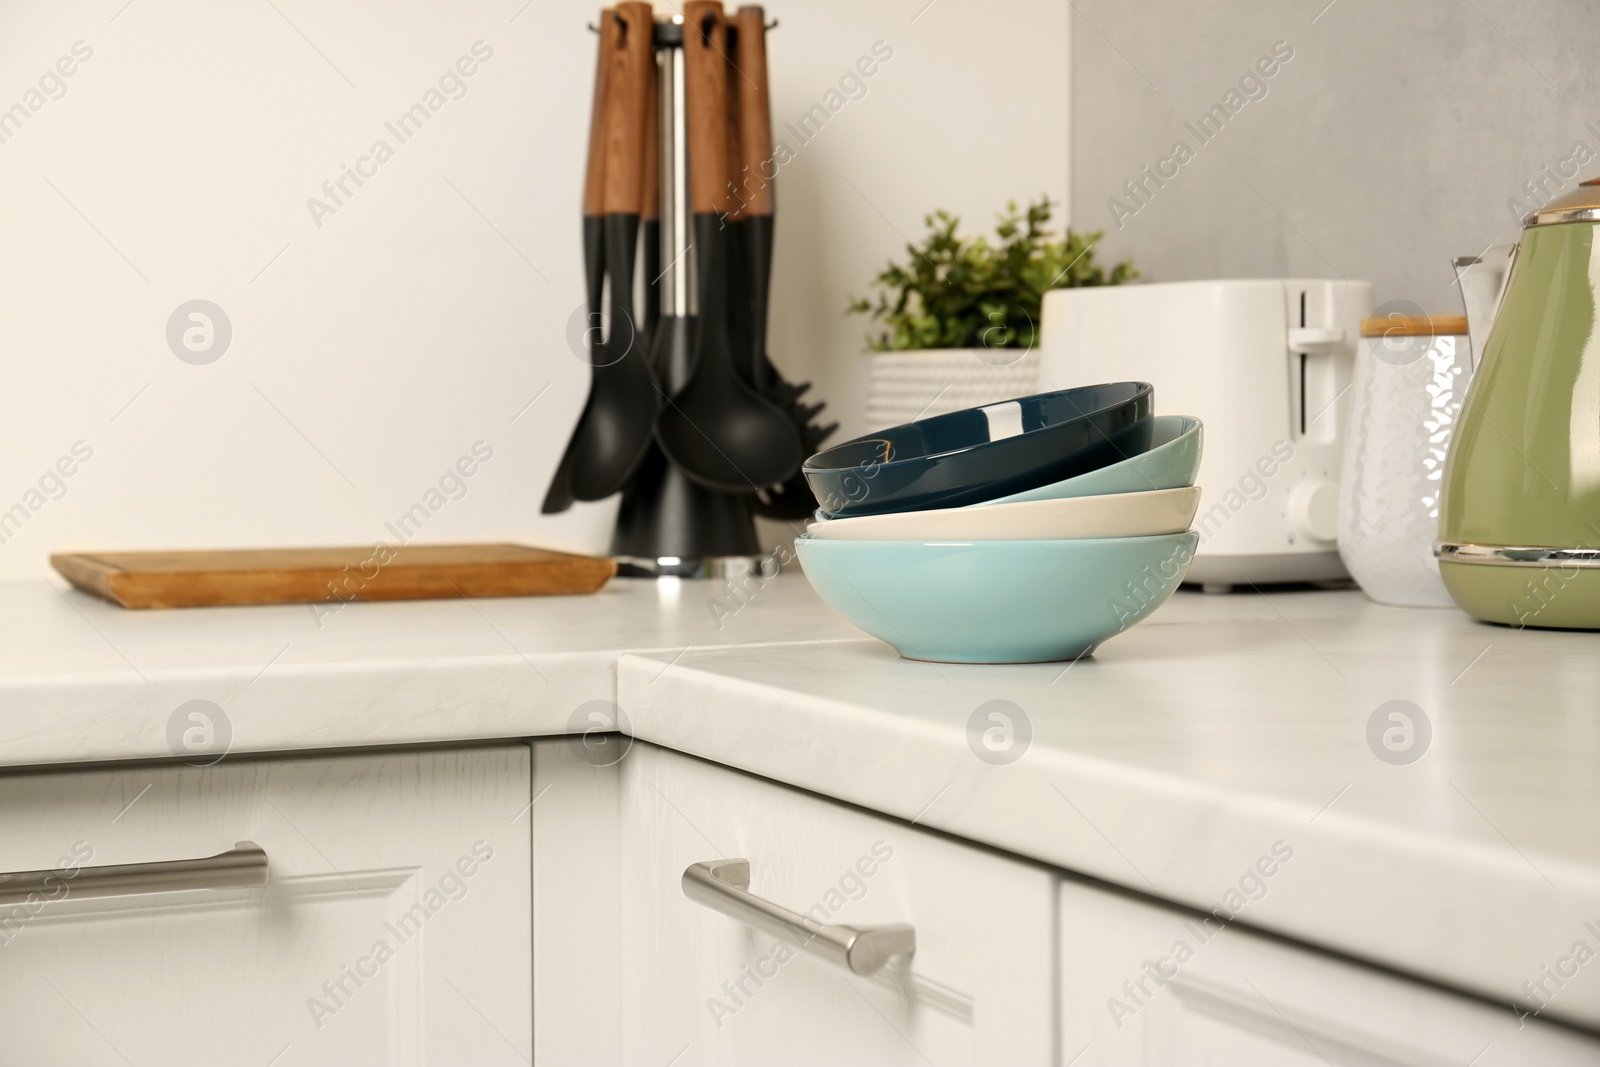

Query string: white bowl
[804,486,1201,542]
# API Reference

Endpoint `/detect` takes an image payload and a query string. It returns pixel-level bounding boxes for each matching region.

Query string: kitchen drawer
[1059,876,1599,1066]
[621,743,1057,1066]
[0,746,531,1066]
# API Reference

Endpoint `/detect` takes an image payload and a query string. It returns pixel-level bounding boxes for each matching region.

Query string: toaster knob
[1289,480,1339,543]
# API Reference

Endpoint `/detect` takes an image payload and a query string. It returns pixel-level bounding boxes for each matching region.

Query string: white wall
[1070,0,1598,305]
[0,0,1067,579]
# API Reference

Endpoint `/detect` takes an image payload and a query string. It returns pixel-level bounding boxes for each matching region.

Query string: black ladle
[654,4,801,494]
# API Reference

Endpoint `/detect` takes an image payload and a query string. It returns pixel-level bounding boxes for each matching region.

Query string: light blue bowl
[974,415,1202,506]
[795,532,1198,663]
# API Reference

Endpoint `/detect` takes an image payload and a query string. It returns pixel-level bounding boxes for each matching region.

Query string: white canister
[1338,315,1471,607]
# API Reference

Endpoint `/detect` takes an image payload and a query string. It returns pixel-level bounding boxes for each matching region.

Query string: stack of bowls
[796,383,1203,663]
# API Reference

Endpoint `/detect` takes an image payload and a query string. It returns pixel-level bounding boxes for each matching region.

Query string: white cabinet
[606,737,1600,1067]
[0,746,532,1066]
[620,743,1057,1067]
[531,735,626,1067]
[1058,877,1599,1066]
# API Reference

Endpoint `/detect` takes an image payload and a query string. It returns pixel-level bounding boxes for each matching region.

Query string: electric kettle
[1437,178,1600,628]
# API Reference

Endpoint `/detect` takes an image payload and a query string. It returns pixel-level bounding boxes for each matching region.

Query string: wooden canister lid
[1359,315,1469,337]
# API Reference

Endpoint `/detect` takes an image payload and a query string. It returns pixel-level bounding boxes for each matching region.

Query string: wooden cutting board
[52,544,616,609]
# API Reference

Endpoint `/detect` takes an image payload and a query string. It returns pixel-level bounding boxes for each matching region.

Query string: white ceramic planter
[865,348,1040,429]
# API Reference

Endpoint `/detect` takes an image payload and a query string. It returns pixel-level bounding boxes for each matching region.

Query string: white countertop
[0,573,861,766]
[5,572,1597,1028]
[617,583,1600,1031]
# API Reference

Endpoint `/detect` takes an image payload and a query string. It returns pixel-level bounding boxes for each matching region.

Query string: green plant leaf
[846,196,1139,351]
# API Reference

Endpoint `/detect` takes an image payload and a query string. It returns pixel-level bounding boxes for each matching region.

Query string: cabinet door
[532,735,625,1067]
[621,744,1057,1067]
[1058,877,1599,1066]
[0,746,531,1066]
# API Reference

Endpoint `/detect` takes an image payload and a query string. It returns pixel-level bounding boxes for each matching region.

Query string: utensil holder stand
[602,16,760,574]
[610,315,762,569]
[552,11,825,575]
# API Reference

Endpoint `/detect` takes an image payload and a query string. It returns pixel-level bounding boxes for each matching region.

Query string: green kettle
[1438,177,1600,628]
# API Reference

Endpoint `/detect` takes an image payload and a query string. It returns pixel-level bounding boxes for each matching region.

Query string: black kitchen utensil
[568,1,660,502]
[541,8,616,515]
[612,12,760,562]
[723,31,751,390]
[654,2,803,495]
[732,6,836,519]
[733,6,774,392]
[640,36,661,356]
[613,318,762,559]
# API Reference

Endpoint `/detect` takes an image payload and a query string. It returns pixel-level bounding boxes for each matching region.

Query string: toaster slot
[1299,353,1308,436]
[1299,293,1308,437]
[1288,286,1345,445]
[1298,351,1340,444]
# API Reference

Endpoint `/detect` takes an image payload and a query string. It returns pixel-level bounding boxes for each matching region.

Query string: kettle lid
[1524,177,1600,228]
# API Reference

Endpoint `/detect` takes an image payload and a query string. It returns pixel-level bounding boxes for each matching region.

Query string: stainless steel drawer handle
[682,859,915,976]
[0,841,268,905]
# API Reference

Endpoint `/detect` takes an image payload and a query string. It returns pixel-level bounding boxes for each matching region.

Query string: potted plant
[848,196,1138,427]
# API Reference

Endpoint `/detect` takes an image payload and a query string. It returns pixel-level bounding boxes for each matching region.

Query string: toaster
[1039,279,1373,591]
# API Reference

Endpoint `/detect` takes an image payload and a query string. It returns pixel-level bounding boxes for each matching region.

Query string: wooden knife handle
[641,21,660,222]
[724,39,743,222]
[733,6,773,218]
[603,2,654,216]
[582,8,618,218]
[683,1,730,215]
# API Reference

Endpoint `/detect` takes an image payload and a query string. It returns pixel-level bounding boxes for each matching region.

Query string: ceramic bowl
[795,532,1198,663]
[972,415,1202,506]
[806,487,1200,542]
[802,383,1153,519]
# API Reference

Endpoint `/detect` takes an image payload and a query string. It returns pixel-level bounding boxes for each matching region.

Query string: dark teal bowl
[803,383,1153,518]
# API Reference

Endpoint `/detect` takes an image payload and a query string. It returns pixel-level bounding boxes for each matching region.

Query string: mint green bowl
[795,532,1198,663]
[974,415,1202,506]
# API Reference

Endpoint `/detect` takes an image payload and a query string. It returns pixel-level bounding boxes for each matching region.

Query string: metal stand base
[614,555,775,581]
